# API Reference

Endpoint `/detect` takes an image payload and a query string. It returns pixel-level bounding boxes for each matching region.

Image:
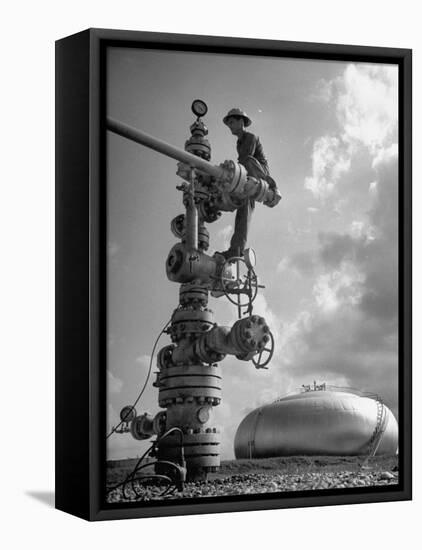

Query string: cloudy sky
[106,47,398,460]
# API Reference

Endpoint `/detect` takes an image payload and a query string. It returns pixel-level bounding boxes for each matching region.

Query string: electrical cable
[128,475,173,500]
[106,441,157,494]
[106,318,171,439]
[106,427,186,501]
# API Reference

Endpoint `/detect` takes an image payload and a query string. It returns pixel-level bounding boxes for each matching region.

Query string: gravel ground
[106,456,399,503]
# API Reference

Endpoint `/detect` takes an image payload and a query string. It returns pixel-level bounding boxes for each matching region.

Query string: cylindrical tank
[234,389,398,458]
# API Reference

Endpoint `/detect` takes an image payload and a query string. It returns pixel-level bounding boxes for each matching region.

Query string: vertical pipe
[236,257,242,319]
[185,169,198,253]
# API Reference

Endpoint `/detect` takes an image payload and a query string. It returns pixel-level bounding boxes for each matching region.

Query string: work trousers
[228,157,269,256]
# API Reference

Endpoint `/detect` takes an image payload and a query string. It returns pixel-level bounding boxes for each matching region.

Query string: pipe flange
[170,214,185,239]
[194,337,226,364]
[179,282,209,307]
[185,135,211,160]
[197,200,222,223]
[170,308,215,340]
[157,345,175,370]
[152,411,167,436]
[219,160,248,194]
[130,413,154,440]
[231,315,269,354]
[198,225,210,251]
[166,244,184,276]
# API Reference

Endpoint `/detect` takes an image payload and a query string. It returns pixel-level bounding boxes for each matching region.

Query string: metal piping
[185,169,198,253]
[107,117,224,179]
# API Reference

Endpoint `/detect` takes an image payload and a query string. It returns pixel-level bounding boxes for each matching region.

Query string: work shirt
[236,131,269,175]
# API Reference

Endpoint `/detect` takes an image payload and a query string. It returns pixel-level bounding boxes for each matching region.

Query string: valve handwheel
[252,330,274,369]
[220,256,259,308]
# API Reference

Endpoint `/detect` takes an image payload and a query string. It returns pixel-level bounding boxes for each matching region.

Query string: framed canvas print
[55,28,412,521]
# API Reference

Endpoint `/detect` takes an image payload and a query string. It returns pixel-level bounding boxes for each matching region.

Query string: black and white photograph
[4,0,421,544]
[104,44,404,506]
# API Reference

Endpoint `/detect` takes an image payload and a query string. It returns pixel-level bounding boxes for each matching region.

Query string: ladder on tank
[327,386,389,458]
[367,398,388,456]
[363,396,389,462]
[247,409,263,459]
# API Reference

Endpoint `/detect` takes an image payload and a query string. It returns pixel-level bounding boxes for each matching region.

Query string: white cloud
[218,224,233,238]
[312,263,365,313]
[304,135,351,199]
[350,221,364,238]
[369,180,378,193]
[253,293,281,343]
[276,256,291,273]
[350,220,376,241]
[305,63,398,202]
[333,198,348,216]
[277,309,312,365]
[280,152,399,413]
[135,354,151,368]
[372,142,398,169]
[217,224,233,249]
[336,64,398,154]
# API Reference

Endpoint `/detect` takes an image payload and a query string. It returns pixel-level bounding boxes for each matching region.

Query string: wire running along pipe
[106,318,171,439]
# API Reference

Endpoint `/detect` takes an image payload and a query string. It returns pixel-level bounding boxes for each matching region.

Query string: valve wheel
[252,330,274,369]
[220,256,258,308]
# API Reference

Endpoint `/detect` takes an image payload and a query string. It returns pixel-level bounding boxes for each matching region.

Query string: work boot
[210,287,225,298]
[265,175,278,190]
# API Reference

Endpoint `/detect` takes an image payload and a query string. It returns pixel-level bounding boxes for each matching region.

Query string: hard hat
[223,108,252,127]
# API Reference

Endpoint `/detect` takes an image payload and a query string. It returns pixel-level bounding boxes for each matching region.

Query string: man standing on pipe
[217,108,279,260]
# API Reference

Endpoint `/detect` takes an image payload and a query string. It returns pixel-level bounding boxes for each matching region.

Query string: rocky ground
[106,455,399,503]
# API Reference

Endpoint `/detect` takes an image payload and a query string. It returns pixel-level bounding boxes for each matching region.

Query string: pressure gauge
[244,248,257,269]
[120,405,137,423]
[191,99,208,118]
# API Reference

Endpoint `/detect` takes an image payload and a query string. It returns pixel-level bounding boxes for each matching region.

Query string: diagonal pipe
[107,117,225,179]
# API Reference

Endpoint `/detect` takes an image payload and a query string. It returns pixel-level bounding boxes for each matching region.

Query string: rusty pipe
[107,117,225,179]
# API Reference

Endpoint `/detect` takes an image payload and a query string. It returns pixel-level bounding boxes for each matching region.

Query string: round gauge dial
[197,406,210,424]
[120,405,137,423]
[244,247,257,269]
[191,99,208,118]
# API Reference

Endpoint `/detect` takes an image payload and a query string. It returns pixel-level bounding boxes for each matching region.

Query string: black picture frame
[55,28,412,521]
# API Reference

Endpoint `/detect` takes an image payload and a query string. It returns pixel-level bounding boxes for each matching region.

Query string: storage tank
[234,387,398,458]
